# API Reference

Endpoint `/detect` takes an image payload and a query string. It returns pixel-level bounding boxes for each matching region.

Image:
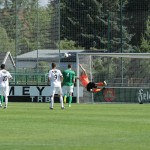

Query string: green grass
[0,102,150,150]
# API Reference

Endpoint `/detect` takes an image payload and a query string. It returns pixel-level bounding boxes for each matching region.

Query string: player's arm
[79,64,87,75]
[73,78,75,83]
[60,71,63,83]
[9,76,13,80]
[73,75,75,83]
[8,72,13,80]
[60,75,63,82]
[75,64,87,80]
[47,77,50,85]
[47,71,51,85]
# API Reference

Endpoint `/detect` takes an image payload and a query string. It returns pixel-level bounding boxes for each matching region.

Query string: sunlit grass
[0,102,150,150]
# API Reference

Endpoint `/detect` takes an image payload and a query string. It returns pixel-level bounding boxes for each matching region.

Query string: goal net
[76,53,150,104]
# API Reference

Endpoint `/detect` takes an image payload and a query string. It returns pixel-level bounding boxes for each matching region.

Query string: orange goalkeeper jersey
[79,74,90,88]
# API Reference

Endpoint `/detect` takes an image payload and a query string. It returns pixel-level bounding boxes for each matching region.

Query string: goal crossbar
[77,53,150,58]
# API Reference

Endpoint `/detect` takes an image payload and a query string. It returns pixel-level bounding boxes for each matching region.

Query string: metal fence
[0,0,149,85]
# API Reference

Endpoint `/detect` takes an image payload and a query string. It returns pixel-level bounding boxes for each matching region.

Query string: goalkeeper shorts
[86,82,97,92]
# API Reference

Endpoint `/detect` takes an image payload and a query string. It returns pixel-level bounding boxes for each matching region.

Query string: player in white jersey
[0,64,12,109]
[47,63,64,109]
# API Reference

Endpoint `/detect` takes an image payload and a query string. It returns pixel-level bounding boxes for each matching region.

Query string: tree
[140,16,150,52]
[0,27,15,54]
[60,0,133,52]
[0,0,52,55]
[47,0,60,49]
[125,0,150,47]
[59,39,83,50]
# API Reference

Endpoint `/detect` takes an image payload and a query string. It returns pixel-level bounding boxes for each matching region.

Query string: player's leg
[0,96,3,107]
[60,94,64,109]
[87,82,106,93]
[0,87,3,107]
[50,95,54,109]
[49,87,55,109]
[92,81,107,93]
[96,81,107,87]
[86,82,96,92]
[62,86,67,103]
[4,95,8,109]
[92,88,102,93]
[1,96,3,103]
[4,87,9,108]
[64,94,67,103]
[68,85,74,107]
[58,87,64,109]
[68,93,72,107]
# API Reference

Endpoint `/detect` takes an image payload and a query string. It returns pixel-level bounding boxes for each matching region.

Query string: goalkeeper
[78,64,107,93]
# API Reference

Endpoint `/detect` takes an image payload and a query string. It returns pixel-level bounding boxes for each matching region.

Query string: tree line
[0,0,149,55]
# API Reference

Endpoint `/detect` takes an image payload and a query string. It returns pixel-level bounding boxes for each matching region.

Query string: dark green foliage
[125,0,150,47]
[140,16,150,52]
[60,0,133,52]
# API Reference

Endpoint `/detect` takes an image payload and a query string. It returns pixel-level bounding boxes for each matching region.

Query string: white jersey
[48,69,63,87]
[0,69,12,87]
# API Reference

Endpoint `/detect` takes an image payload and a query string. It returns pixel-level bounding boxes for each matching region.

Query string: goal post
[76,53,150,104]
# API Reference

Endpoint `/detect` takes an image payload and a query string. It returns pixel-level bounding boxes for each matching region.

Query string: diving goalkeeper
[78,64,107,93]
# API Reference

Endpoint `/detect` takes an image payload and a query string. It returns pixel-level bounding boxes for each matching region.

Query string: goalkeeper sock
[64,95,67,103]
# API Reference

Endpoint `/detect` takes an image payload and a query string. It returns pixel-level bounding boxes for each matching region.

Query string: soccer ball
[64,53,71,58]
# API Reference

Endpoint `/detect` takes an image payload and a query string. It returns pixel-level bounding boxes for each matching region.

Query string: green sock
[0,96,3,104]
[69,96,72,105]
[64,95,67,103]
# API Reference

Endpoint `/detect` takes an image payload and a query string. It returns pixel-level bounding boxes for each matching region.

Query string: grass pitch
[0,102,150,150]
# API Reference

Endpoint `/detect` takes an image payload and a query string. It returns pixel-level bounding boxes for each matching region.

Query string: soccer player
[78,64,107,93]
[0,64,13,108]
[62,64,75,107]
[47,63,64,110]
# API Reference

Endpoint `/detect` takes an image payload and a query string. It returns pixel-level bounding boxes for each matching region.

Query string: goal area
[76,53,150,104]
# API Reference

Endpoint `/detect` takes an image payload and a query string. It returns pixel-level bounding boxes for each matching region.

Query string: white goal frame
[76,53,150,103]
